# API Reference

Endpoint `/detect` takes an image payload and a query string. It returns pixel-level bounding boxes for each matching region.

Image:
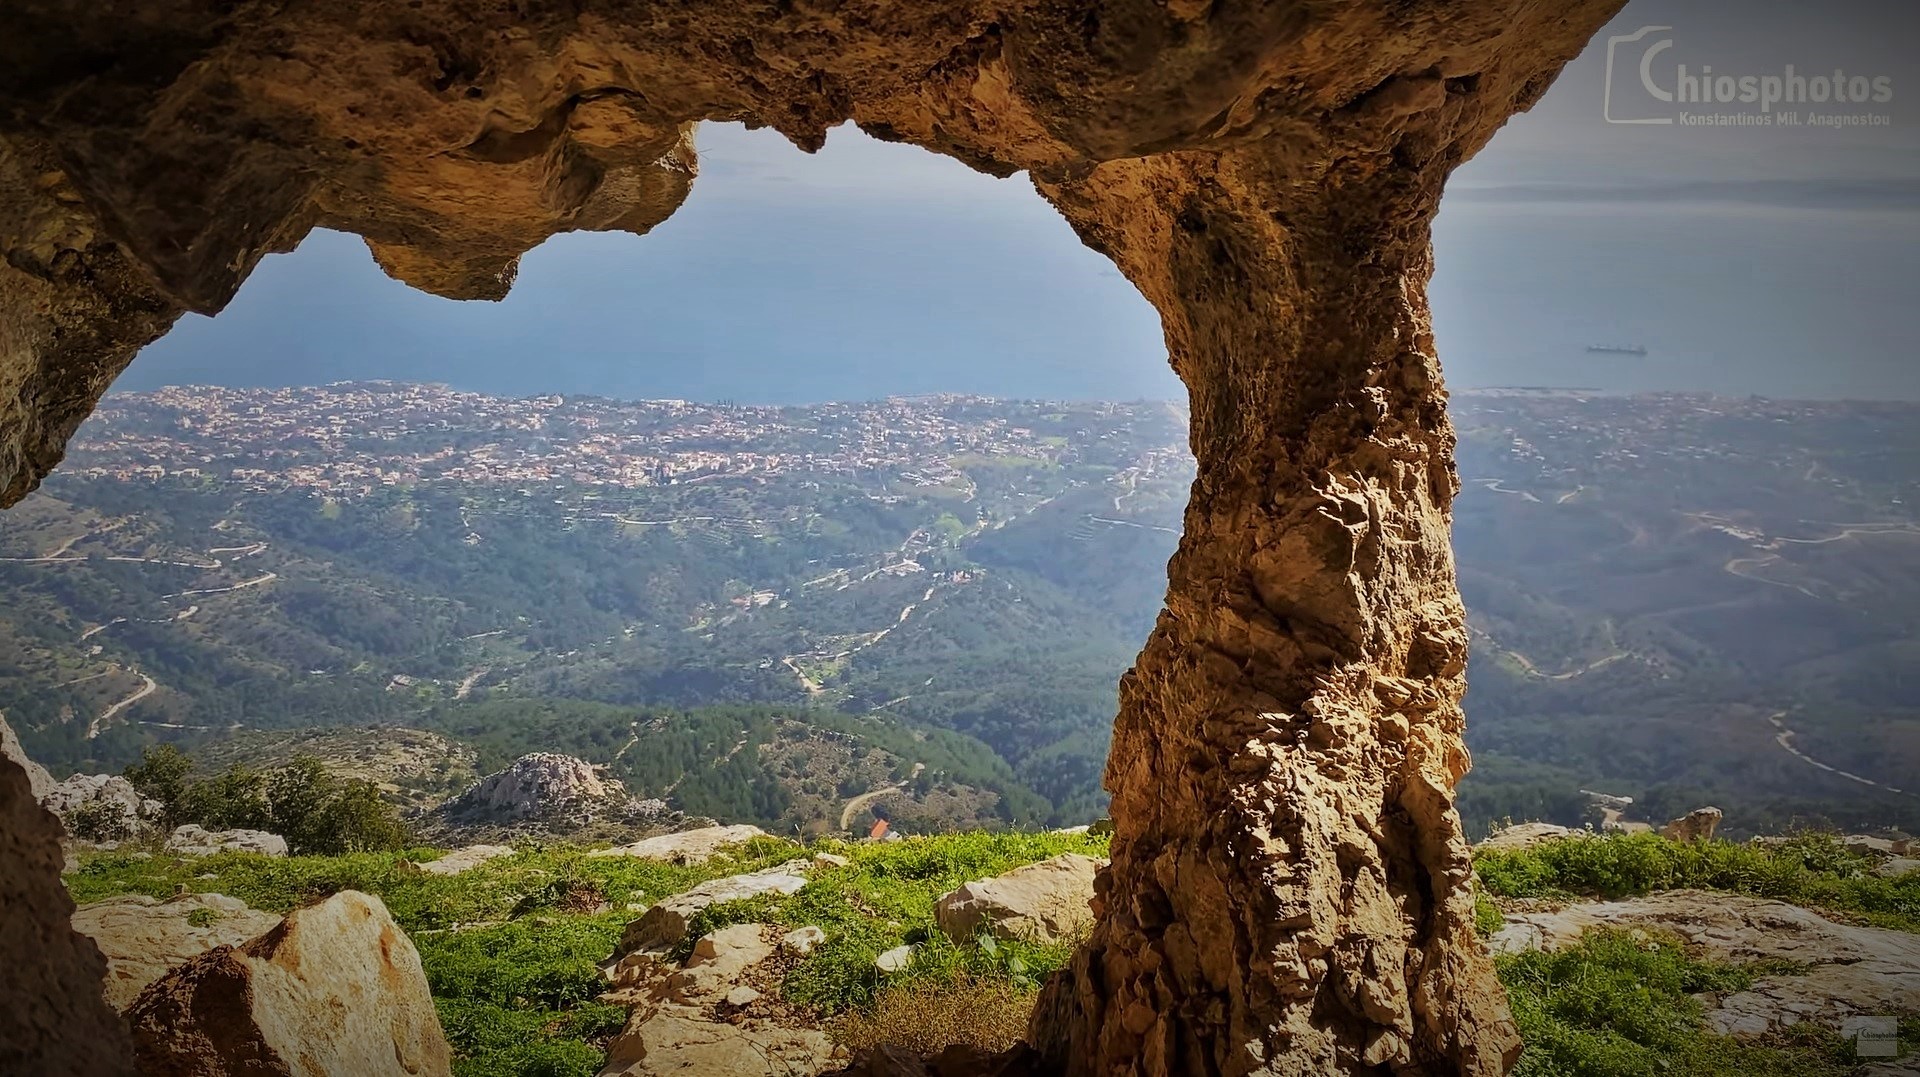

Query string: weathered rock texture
[0,3,1626,1072]
[602,923,841,1076]
[436,751,669,834]
[72,892,284,1010]
[125,890,452,1077]
[935,853,1102,944]
[0,754,137,1076]
[589,823,769,864]
[1,712,54,799]
[166,823,291,857]
[613,864,812,957]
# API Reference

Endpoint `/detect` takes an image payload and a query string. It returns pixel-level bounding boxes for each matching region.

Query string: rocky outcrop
[125,890,451,1077]
[935,854,1102,944]
[436,752,669,835]
[417,843,515,876]
[602,923,840,1076]
[1476,821,1582,852]
[42,772,158,840]
[166,823,290,858]
[0,753,138,1076]
[72,893,283,1010]
[613,865,812,957]
[1659,807,1723,843]
[0,2,1627,1072]
[1488,889,1920,1041]
[589,824,769,865]
[0,713,53,800]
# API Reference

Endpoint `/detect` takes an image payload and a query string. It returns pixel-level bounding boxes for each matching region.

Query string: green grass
[68,828,1918,1076]
[1474,832,1920,932]
[1498,928,1913,1077]
[67,830,1106,1077]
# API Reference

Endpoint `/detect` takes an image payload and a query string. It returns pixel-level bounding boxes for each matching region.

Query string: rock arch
[0,2,1623,1073]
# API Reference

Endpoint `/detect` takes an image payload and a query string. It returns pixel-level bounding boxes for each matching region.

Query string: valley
[5,385,1920,837]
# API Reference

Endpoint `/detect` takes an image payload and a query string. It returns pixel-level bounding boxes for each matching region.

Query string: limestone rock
[589,824,768,865]
[782,926,827,955]
[1476,821,1581,852]
[1490,889,1920,1040]
[1659,807,1723,843]
[436,752,668,834]
[42,772,158,835]
[126,890,452,1077]
[418,843,515,876]
[72,892,283,1010]
[934,854,1102,944]
[1878,857,1920,878]
[0,753,138,1076]
[875,944,915,973]
[614,867,809,957]
[601,923,838,1076]
[166,823,289,858]
[0,712,52,800]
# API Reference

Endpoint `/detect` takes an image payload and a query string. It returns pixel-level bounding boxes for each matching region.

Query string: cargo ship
[1585,344,1648,357]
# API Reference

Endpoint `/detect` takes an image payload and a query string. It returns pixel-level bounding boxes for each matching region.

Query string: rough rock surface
[603,923,839,1076]
[1489,890,1920,1040]
[0,754,138,1076]
[418,843,515,876]
[42,772,158,827]
[0,2,1627,1072]
[436,752,668,833]
[935,853,1102,944]
[125,890,452,1077]
[1659,807,1723,843]
[613,865,811,957]
[0,712,53,800]
[1476,821,1581,852]
[72,892,283,1010]
[589,823,769,864]
[166,823,290,858]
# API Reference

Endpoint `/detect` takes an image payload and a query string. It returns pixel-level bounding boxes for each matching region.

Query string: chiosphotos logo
[1603,25,1894,127]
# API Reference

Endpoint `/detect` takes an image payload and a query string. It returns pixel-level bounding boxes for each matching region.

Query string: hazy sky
[128,0,1918,403]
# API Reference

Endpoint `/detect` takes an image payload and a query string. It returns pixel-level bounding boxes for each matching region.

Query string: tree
[123,744,194,829]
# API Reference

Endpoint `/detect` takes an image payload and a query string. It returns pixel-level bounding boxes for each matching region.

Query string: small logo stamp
[1844,1015,1899,1058]
[1601,25,1895,128]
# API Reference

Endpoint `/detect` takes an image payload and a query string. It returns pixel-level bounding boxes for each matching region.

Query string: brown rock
[0,2,1628,1072]
[934,854,1102,944]
[1476,821,1582,852]
[1659,807,1723,843]
[0,754,138,1076]
[125,890,451,1077]
[0,712,53,800]
[72,892,283,1010]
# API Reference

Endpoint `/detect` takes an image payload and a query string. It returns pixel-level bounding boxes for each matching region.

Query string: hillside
[6,386,1920,836]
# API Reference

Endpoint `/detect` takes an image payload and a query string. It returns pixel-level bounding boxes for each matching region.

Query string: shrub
[124,744,195,828]
[64,798,138,843]
[830,975,1033,1057]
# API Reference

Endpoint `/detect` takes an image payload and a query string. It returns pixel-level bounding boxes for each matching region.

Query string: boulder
[1488,889,1920,1040]
[1659,807,1723,843]
[614,865,810,956]
[933,854,1102,944]
[0,712,53,800]
[1475,821,1580,852]
[166,823,289,857]
[589,824,769,865]
[781,926,827,955]
[418,843,514,876]
[875,944,915,973]
[126,890,451,1077]
[72,892,282,1010]
[1876,857,1920,878]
